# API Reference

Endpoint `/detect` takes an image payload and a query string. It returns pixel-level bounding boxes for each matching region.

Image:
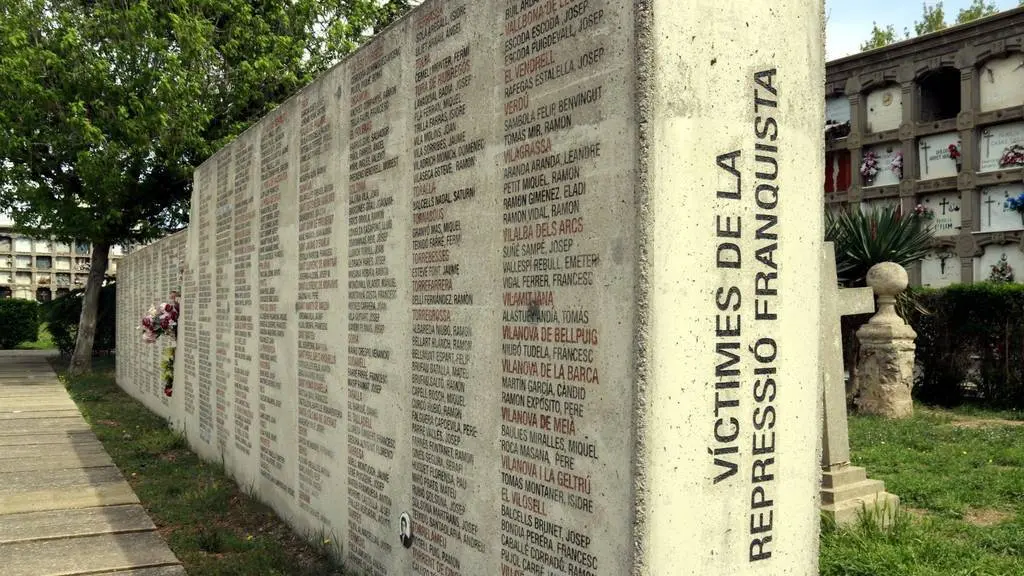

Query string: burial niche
[865,85,902,132]
[918,67,961,122]
[825,149,852,193]
[979,55,1024,113]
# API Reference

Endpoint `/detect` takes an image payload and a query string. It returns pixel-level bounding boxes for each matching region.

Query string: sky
[826,0,1021,60]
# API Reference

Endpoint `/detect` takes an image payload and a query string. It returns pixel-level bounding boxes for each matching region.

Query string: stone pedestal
[821,464,900,527]
[855,263,917,418]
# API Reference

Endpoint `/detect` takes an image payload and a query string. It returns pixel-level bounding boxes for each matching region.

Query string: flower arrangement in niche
[161,347,175,397]
[1005,192,1024,226]
[140,294,179,343]
[999,144,1024,168]
[948,141,962,171]
[860,151,880,183]
[989,254,1014,283]
[890,151,904,180]
[914,203,935,220]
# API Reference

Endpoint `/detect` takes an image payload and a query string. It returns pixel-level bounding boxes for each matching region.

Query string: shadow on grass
[53,356,346,576]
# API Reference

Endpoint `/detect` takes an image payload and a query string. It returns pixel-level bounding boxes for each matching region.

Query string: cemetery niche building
[825,7,1024,288]
[0,223,124,301]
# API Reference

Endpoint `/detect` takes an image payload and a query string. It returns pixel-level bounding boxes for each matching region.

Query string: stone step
[821,491,901,527]
[821,465,867,488]
[821,478,886,505]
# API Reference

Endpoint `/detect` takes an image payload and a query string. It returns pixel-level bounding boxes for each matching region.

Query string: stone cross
[919,141,931,174]
[938,197,951,215]
[820,242,875,468]
[985,195,997,226]
[984,129,993,157]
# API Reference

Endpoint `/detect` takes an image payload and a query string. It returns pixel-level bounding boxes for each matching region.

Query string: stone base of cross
[819,242,900,526]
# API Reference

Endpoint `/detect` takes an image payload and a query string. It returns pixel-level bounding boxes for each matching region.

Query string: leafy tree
[915,1,947,35]
[860,22,900,51]
[956,0,999,23]
[0,0,409,375]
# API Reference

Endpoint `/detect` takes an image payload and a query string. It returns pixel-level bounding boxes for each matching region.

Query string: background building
[825,7,1024,287]
[0,224,123,301]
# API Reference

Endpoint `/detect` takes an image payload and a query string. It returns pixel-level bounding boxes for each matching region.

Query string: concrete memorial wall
[116,1,826,574]
[115,231,187,416]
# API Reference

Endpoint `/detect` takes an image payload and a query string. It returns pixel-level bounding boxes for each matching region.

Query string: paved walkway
[0,350,185,576]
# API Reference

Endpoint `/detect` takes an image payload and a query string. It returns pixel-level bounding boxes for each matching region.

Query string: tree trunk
[68,241,111,376]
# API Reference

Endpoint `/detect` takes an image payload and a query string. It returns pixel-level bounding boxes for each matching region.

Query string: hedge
[0,299,40,349]
[44,283,117,357]
[909,282,1024,409]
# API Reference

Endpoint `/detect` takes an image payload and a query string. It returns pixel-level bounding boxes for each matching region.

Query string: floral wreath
[860,151,880,182]
[889,151,903,180]
[140,291,180,396]
[140,299,179,343]
[999,144,1024,168]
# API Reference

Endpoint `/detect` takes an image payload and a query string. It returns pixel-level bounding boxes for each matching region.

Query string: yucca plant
[825,205,934,405]
[825,205,933,287]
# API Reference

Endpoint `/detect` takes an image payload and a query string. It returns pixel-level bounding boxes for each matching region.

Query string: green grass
[820,405,1024,576]
[15,323,55,350]
[56,357,345,576]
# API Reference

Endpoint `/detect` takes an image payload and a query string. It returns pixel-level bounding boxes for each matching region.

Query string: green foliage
[161,347,175,387]
[860,22,901,51]
[0,299,40,349]
[0,0,411,371]
[825,206,933,287]
[45,284,117,356]
[0,0,408,244]
[956,0,999,23]
[14,323,56,350]
[59,357,344,575]
[863,0,1006,53]
[915,1,947,35]
[821,408,1024,575]
[909,283,1024,409]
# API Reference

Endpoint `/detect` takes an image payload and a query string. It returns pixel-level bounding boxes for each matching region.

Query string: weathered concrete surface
[116,0,826,573]
[0,504,155,543]
[0,532,180,576]
[0,450,114,472]
[0,350,182,575]
[0,442,107,460]
[0,431,100,446]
